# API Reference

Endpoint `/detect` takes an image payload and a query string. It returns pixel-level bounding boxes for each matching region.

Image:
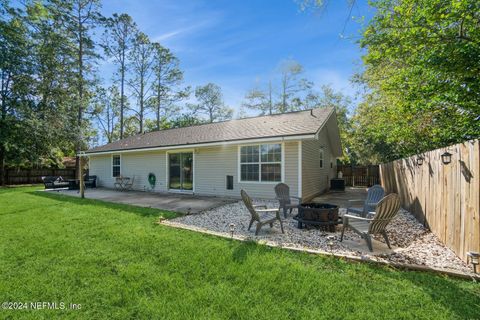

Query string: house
[85,107,342,200]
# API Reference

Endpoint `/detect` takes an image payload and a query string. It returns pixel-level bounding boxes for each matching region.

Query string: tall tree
[189,83,233,123]
[242,81,274,115]
[0,3,33,185]
[28,1,77,155]
[128,32,154,134]
[169,113,206,128]
[149,43,188,131]
[243,60,313,115]
[354,0,480,161]
[277,59,312,113]
[101,13,137,140]
[54,0,100,197]
[91,85,120,143]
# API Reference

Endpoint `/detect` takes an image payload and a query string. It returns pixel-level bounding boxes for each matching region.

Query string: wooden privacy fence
[380,139,479,262]
[5,168,76,185]
[337,165,380,187]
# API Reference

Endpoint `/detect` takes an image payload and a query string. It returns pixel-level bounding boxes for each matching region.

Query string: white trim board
[83,135,316,156]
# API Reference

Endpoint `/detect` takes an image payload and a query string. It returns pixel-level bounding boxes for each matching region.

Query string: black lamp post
[416,156,424,166]
[229,223,235,238]
[467,252,479,273]
[441,151,452,164]
[327,235,335,254]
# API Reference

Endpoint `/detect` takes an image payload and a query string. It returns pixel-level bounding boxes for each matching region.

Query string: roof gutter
[81,134,316,156]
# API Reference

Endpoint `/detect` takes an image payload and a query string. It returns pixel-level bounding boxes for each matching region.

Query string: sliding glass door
[169,153,193,191]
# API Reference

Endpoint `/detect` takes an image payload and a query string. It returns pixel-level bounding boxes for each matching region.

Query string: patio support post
[79,155,85,199]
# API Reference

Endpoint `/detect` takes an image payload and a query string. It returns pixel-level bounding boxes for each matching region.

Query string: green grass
[0,186,478,319]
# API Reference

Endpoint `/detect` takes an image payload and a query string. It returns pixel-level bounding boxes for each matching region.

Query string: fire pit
[293,203,340,232]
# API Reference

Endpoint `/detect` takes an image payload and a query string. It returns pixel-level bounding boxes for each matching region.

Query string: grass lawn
[0,187,478,319]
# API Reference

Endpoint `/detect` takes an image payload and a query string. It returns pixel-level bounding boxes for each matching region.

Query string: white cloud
[151,21,215,43]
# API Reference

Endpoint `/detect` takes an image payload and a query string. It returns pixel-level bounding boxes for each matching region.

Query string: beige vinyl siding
[120,151,167,192]
[89,151,168,192]
[89,141,299,199]
[88,154,111,187]
[302,126,337,200]
[195,141,298,199]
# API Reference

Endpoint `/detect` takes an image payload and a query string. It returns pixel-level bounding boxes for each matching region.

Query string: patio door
[169,153,193,191]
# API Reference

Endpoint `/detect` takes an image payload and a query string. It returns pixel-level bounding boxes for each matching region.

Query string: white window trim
[111,154,121,178]
[165,149,195,193]
[237,142,285,184]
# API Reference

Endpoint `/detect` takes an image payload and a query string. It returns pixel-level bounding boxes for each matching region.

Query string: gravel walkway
[171,199,473,274]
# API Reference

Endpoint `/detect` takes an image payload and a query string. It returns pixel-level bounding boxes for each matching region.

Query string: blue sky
[100,0,374,115]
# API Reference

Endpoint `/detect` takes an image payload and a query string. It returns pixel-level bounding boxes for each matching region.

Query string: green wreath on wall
[148,173,156,190]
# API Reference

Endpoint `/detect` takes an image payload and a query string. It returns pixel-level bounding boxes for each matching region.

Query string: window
[240,144,282,182]
[112,155,121,177]
[319,149,324,168]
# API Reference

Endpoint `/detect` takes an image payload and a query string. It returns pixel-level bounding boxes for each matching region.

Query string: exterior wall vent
[226,175,234,190]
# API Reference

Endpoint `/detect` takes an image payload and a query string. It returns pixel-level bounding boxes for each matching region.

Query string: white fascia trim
[82,135,316,156]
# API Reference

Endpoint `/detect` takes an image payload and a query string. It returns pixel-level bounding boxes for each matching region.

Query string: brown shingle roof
[86,107,334,154]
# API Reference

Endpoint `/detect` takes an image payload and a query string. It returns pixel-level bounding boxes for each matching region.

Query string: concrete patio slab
[49,188,236,214]
[311,187,368,208]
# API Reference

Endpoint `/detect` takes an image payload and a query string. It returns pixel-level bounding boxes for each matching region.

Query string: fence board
[337,165,380,187]
[380,139,480,263]
[5,168,76,185]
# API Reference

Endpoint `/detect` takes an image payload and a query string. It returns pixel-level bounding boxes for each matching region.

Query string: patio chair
[123,176,135,191]
[84,175,97,188]
[113,177,123,191]
[346,184,384,217]
[340,193,400,252]
[274,183,302,218]
[241,190,284,236]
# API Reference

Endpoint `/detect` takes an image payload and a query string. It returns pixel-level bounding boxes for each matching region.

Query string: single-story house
[85,107,342,200]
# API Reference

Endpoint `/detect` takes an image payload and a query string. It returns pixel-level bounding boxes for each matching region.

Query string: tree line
[0,0,353,186]
[353,0,480,163]
[305,0,480,164]
[0,0,232,185]
[4,0,473,185]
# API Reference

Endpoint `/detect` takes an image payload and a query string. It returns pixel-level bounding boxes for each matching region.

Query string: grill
[294,203,341,232]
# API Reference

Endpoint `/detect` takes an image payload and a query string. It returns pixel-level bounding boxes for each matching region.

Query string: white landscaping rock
[173,200,473,275]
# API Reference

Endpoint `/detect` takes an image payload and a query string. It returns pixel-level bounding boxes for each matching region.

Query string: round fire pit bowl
[293,203,340,232]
